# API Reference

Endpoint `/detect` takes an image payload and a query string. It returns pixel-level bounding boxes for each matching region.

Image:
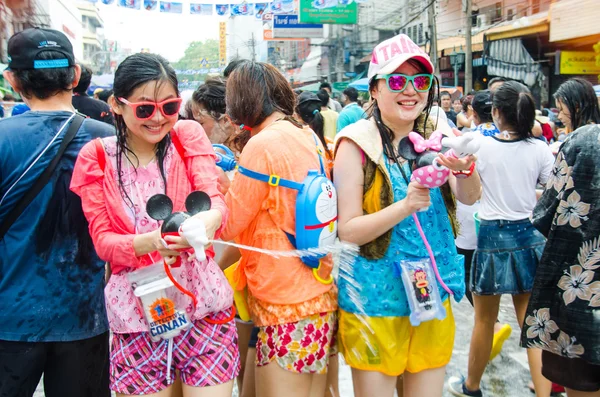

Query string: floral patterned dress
[522,124,600,366]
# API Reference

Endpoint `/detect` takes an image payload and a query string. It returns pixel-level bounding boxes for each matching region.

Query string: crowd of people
[1,26,599,397]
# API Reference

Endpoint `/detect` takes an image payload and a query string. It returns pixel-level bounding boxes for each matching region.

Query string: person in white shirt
[449,81,555,397]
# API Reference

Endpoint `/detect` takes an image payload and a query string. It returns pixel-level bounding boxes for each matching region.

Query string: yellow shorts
[338,299,454,376]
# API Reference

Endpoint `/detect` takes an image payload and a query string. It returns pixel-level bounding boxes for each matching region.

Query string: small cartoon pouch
[396,258,447,326]
[127,262,192,342]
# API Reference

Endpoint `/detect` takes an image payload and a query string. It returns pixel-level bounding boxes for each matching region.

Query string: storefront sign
[219,22,226,67]
[557,51,600,75]
[298,0,357,24]
[273,15,323,39]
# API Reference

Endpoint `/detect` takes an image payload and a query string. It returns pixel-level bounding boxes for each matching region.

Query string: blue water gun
[213,144,236,172]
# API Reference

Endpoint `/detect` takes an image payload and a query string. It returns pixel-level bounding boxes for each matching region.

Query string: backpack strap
[94,138,106,172]
[170,131,186,162]
[236,165,304,191]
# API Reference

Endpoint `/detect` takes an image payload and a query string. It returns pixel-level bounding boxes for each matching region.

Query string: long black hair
[491,81,535,140]
[554,78,600,131]
[296,91,331,159]
[112,53,179,220]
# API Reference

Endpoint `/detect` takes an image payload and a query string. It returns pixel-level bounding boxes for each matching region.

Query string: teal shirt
[336,103,367,134]
[338,159,465,317]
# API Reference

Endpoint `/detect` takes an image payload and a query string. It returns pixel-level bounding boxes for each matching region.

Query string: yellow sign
[559,51,600,75]
[219,22,227,67]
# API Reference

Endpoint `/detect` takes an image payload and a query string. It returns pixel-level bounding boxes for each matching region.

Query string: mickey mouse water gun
[147,191,212,266]
[146,191,235,324]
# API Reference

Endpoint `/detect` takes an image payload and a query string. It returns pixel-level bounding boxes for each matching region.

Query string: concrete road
[35,296,559,397]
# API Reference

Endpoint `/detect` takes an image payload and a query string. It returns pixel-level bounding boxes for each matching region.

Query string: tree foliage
[173,39,220,71]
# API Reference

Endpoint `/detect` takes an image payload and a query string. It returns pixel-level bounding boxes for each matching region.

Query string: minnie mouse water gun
[398,130,481,188]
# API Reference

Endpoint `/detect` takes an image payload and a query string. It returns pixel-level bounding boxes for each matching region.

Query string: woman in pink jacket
[71,53,239,397]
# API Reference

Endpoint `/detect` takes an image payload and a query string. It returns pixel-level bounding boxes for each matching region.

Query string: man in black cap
[0,28,112,397]
[72,64,114,125]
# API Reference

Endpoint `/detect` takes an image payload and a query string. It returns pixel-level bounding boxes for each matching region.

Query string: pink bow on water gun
[398,131,481,189]
[409,131,444,153]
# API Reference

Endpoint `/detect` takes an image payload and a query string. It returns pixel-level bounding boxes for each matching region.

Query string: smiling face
[113,79,179,146]
[371,61,430,126]
[556,98,572,131]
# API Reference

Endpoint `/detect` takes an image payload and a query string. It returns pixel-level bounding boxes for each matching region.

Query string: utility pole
[336,32,344,83]
[464,0,473,93]
[428,0,439,75]
[249,32,257,62]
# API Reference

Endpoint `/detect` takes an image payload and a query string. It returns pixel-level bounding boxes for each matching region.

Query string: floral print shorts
[256,311,337,374]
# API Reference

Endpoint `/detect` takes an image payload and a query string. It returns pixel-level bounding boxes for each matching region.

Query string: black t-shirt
[445,109,457,125]
[72,93,114,125]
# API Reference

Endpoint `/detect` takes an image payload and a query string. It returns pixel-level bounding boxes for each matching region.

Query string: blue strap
[237,165,304,191]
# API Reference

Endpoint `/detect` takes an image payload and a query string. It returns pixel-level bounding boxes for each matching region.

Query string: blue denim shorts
[471,218,545,295]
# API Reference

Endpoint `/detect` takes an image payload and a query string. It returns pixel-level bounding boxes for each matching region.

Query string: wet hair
[226,61,297,151]
[488,76,507,89]
[296,92,331,159]
[192,77,226,118]
[492,81,535,139]
[554,78,600,130]
[223,59,247,79]
[74,64,92,94]
[471,90,493,123]
[460,95,473,113]
[12,51,76,99]
[113,53,179,221]
[319,82,332,91]
[343,87,359,102]
[439,90,451,99]
[317,89,329,107]
[97,89,113,103]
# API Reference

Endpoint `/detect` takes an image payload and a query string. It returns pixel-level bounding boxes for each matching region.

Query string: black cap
[8,28,75,70]
[472,90,493,120]
[297,91,321,106]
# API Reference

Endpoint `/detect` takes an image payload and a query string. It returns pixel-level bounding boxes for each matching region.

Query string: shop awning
[485,38,542,86]
[485,13,549,42]
[297,44,323,83]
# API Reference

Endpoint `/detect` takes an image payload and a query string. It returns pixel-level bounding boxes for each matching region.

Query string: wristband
[452,161,475,179]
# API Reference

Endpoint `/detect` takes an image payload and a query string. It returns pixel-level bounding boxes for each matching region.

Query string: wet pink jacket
[70,120,228,274]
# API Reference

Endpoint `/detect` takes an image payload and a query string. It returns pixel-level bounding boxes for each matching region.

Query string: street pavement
[35,296,560,397]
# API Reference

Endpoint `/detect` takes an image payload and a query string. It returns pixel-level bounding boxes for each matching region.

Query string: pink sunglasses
[118,97,182,120]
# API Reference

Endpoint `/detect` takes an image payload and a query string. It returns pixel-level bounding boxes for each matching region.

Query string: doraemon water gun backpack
[236,134,337,284]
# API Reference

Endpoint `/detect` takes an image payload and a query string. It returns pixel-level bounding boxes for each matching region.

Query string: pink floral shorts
[110,314,240,395]
[256,311,337,374]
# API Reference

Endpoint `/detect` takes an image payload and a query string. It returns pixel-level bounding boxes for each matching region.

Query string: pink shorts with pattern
[110,313,240,395]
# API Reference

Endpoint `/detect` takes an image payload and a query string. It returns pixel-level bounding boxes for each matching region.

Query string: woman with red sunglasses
[70,53,239,397]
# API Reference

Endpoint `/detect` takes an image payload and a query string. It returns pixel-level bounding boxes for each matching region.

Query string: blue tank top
[338,158,465,317]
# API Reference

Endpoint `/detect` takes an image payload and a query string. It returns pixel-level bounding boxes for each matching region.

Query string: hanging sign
[299,0,357,24]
